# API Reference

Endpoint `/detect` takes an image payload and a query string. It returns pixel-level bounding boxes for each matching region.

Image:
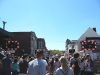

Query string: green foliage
[49,49,65,56]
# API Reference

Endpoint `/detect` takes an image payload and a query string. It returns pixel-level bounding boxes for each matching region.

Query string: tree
[49,49,65,56]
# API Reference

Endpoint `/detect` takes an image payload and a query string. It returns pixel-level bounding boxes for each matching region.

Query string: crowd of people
[0,50,95,75]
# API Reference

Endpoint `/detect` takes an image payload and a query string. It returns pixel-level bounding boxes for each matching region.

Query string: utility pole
[2,21,7,30]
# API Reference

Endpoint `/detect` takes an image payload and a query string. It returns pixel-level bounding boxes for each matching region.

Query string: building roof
[37,38,45,41]
[78,27,100,41]
[71,40,78,43]
[0,28,12,38]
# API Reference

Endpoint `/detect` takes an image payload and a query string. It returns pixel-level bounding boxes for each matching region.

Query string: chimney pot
[93,28,96,32]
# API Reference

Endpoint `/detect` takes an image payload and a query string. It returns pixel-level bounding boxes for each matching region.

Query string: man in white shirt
[27,49,48,75]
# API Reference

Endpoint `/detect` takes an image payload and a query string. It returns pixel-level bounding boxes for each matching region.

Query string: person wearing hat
[27,49,48,75]
[54,56,74,75]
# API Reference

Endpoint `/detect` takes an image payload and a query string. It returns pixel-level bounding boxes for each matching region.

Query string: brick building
[0,28,48,56]
[37,38,46,49]
[9,32,37,56]
[0,28,12,51]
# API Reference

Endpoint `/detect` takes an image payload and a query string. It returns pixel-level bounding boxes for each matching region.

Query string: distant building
[37,38,46,49]
[0,28,12,51]
[65,39,71,51]
[65,40,78,53]
[0,28,48,56]
[9,32,37,56]
[0,28,11,38]
[66,27,100,59]
[78,27,100,59]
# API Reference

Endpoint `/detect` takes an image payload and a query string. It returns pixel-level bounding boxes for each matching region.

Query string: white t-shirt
[28,58,48,75]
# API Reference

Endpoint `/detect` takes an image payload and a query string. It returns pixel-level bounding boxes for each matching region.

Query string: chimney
[93,28,96,32]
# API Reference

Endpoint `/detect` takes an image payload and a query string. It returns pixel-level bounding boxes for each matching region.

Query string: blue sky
[0,0,100,50]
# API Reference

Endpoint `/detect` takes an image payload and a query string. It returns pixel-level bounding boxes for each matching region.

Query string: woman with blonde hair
[54,56,74,75]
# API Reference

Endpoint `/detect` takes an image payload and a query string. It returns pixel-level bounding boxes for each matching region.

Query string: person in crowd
[54,56,74,75]
[19,54,28,75]
[70,53,80,75]
[18,56,23,63]
[79,57,85,75]
[12,58,19,75]
[28,55,34,62]
[0,59,3,74]
[2,54,12,75]
[27,49,48,75]
[84,54,94,75]
[47,58,55,75]
[54,57,61,71]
